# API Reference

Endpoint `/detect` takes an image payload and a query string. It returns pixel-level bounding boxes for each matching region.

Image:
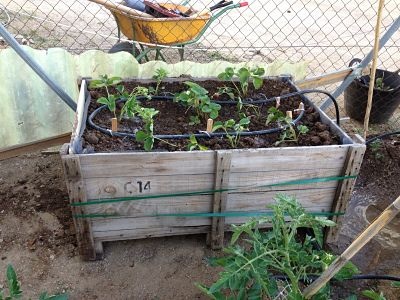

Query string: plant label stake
[303,194,400,298]
[286,111,293,119]
[275,96,281,108]
[111,118,118,131]
[206,118,214,133]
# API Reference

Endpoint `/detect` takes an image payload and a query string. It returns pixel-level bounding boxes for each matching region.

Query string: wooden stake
[111,118,118,132]
[206,118,213,133]
[363,0,385,139]
[286,111,293,119]
[303,194,400,298]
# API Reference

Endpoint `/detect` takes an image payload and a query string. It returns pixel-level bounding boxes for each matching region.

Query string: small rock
[17,179,28,185]
[86,132,99,145]
[50,255,55,260]
[0,239,3,243]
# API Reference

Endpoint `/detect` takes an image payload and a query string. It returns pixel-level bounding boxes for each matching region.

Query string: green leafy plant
[175,82,221,124]
[375,74,392,91]
[151,68,168,95]
[135,107,159,151]
[89,75,122,118]
[217,66,265,99]
[187,134,208,151]
[276,118,309,146]
[0,265,67,300]
[212,116,250,148]
[361,290,386,300]
[265,107,285,125]
[119,86,149,120]
[197,194,359,299]
[370,139,384,159]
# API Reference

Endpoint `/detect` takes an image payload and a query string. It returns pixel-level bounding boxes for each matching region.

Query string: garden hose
[366,130,400,144]
[88,95,305,140]
[272,274,400,283]
[212,89,341,126]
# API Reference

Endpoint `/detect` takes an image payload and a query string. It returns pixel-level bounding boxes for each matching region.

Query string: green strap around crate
[71,175,357,207]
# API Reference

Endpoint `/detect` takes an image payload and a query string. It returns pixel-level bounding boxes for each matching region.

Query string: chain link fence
[1,0,400,134]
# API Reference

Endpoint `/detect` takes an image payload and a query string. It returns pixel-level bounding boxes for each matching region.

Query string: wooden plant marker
[206,118,213,133]
[111,117,118,131]
[275,96,281,108]
[211,151,232,249]
[303,194,400,299]
[286,111,293,119]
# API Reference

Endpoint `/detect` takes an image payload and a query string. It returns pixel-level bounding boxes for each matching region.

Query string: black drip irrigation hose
[366,130,400,144]
[88,89,340,140]
[272,274,400,283]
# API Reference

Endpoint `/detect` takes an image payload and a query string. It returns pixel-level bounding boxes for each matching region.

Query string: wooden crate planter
[61,78,365,260]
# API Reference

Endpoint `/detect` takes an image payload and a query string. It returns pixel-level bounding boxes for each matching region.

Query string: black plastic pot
[344,67,400,124]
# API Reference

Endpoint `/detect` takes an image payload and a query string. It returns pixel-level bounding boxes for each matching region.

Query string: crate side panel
[79,151,215,178]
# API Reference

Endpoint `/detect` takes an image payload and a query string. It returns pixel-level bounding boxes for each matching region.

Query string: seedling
[175,82,221,123]
[375,74,393,91]
[119,86,149,120]
[135,107,159,151]
[197,194,360,299]
[187,134,208,151]
[265,106,285,125]
[89,75,122,118]
[370,139,384,159]
[0,264,68,300]
[217,66,265,99]
[151,68,168,95]
[276,118,309,146]
[212,116,250,148]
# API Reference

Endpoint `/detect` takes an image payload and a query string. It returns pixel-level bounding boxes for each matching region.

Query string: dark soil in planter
[84,79,340,152]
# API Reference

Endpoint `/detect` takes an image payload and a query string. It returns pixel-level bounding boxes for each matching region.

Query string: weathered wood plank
[84,174,215,199]
[325,144,366,244]
[93,226,210,241]
[227,187,336,211]
[86,195,213,217]
[0,133,71,161]
[61,154,98,260]
[92,216,212,232]
[211,151,232,249]
[79,151,215,178]
[229,146,349,172]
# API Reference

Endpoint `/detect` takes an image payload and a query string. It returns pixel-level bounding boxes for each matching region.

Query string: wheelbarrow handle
[87,0,152,18]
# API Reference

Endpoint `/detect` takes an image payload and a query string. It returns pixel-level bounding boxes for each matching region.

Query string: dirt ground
[0,135,399,299]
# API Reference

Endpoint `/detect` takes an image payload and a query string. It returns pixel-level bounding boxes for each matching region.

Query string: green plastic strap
[71,175,357,207]
[73,211,345,219]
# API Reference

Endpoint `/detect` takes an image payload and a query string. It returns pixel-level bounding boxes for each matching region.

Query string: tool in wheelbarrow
[144,0,233,18]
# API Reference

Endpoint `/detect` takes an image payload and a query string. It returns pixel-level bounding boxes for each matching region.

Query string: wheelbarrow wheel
[108,42,140,58]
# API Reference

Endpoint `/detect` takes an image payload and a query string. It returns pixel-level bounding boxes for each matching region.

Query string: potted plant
[344,58,400,123]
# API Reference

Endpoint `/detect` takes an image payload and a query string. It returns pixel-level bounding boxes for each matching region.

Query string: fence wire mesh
[1,0,400,134]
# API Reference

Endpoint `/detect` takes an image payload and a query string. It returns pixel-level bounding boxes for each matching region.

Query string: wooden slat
[79,151,215,178]
[61,153,98,260]
[93,226,210,241]
[227,187,336,211]
[92,216,211,233]
[228,168,342,191]
[211,151,232,249]
[325,144,366,244]
[84,174,214,199]
[0,132,71,161]
[295,66,370,89]
[229,146,349,172]
[86,195,212,217]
